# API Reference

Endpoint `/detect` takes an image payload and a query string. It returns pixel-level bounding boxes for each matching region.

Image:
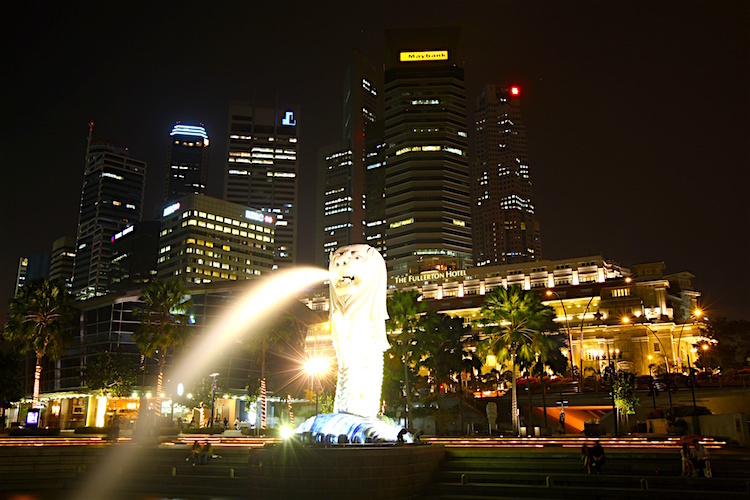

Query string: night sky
[1,1,748,322]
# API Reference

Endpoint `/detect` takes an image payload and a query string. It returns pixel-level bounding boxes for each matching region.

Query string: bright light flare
[170,267,329,387]
[305,356,330,376]
[510,86,520,96]
[280,425,293,440]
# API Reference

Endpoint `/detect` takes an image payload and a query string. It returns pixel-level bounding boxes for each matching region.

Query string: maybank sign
[399,50,449,62]
[394,269,466,284]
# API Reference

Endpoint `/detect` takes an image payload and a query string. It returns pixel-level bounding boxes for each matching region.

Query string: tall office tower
[14,253,51,296]
[164,123,209,202]
[49,236,76,288]
[363,121,387,254]
[225,101,299,270]
[158,194,275,283]
[318,143,353,265]
[472,85,542,266]
[318,51,382,266]
[73,125,146,300]
[383,28,472,276]
[110,221,160,290]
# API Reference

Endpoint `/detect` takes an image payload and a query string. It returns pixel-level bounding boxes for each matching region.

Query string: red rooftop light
[511,86,520,96]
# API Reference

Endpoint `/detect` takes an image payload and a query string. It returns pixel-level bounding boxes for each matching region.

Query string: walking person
[694,440,711,477]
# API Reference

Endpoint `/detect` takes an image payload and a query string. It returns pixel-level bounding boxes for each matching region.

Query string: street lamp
[546,290,575,385]
[578,296,598,392]
[626,317,675,420]
[304,357,329,416]
[676,308,703,367]
[687,347,701,434]
[594,347,621,436]
[209,372,219,435]
[647,355,656,410]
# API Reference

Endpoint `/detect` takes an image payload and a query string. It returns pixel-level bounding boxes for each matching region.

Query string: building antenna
[85,121,94,170]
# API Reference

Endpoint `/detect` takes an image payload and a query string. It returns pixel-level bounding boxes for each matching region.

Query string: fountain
[294,244,410,443]
[74,245,442,499]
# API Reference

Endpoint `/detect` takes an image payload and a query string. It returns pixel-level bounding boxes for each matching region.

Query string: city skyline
[1,1,748,320]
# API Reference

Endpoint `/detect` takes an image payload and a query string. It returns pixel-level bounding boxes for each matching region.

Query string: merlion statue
[328,244,389,417]
[294,244,409,443]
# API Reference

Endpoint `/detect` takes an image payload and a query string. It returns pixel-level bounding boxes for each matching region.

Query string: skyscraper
[472,85,542,266]
[225,101,299,270]
[164,123,209,202]
[49,235,76,289]
[72,124,146,299]
[318,51,382,266]
[383,28,472,276]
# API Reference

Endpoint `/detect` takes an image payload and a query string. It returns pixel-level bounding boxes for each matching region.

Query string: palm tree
[416,312,477,435]
[480,285,557,435]
[386,289,426,429]
[133,278,193,418]
[3,280,76,407]
[244,312,305,430]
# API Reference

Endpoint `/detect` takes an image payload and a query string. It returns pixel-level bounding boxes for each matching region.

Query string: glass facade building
[224,101,299,271]
[72,140,146,300]
[164,123,209,203]
[383,28,472,276]
[472,85,542,266]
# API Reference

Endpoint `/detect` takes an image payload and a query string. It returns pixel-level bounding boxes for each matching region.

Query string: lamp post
[686,347,701,435]
[647,355,657,410]
[546,290,575,386]
[595,348,621,436]
[305,357,329,416]
[208,372,219,435]
[676,308,703,368]
[578,296,597,392]
[628,317,674,420]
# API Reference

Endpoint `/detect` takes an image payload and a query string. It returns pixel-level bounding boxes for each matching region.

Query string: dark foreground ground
[0,435,749,499]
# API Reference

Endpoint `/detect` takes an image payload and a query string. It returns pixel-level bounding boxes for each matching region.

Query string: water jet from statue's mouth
[335,275,358,287]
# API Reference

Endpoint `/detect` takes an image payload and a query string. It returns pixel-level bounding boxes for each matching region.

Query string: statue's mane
[329,245,388,323]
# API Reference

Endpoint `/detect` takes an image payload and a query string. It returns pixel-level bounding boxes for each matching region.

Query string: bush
[74,426,110,434]
[159,426,180,436]
[240,427,255,435]
[9,427,61,436]
[182,426,224,434]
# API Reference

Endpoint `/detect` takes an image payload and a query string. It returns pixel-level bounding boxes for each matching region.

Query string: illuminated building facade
[318,51,382,267]
[164,123,209,203]
[224,101,299,270]
[158,194,275,284]
[19,280,323,430]
[363,121,387,254]
[318,143,353,264]
[383,28,472,276]
[472,84,542,266]
[49,236,76,289]
[301,256,706,379]
[72,139,146,300]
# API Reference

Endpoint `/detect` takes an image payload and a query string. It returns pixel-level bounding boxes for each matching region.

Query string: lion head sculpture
[328,244,388,323]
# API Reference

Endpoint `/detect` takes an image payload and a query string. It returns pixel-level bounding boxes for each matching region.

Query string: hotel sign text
[399,50,449,62]
[394,269,466,284]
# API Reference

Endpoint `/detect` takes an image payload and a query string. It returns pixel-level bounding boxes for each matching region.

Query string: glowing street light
[305,357,329,415]
[209,372,219,435]
[545,290,575,385]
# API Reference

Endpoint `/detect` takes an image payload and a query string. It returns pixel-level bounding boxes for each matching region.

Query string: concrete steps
[426,447,750,499]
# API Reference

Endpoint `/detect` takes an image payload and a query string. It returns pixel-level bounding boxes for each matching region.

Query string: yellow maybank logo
[399,50,449,62]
